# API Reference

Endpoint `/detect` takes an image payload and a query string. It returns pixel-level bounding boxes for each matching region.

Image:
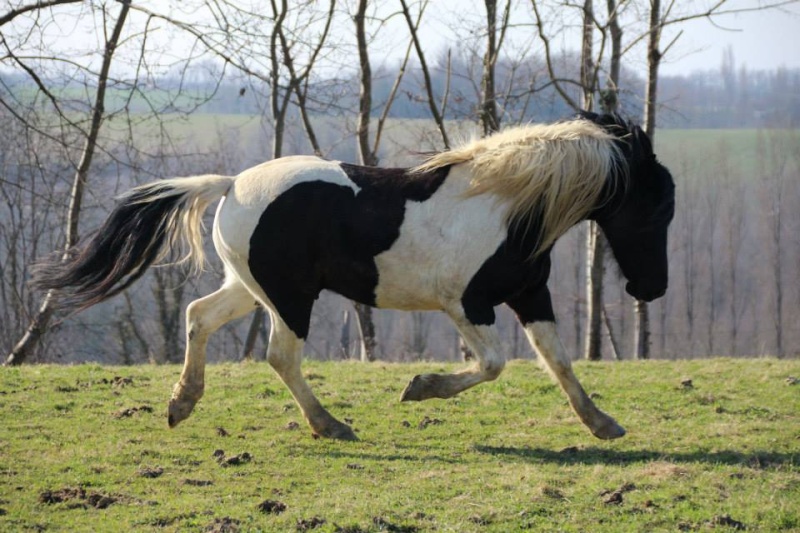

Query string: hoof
[400,374,446,402]
[313,421,358,441]
[167,383,202,428]
[591,417,626,440]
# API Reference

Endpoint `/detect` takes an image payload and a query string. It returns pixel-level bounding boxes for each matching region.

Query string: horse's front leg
[524,321,625,439]
[169,282,255,428]
[401,307,506,401]
[508,286,625,440]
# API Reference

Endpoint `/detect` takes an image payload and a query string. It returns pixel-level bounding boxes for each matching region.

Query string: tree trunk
[354,303,377,362]
[584,222,605,360]
[636,0,662,360]
[351,0,379,362]
[242,309,267,360]
[480,0,499,135]
[579,0,594,111]
[633,300,651,360]
[4,1,131,366]
[240,0,291,361]
[602,306,621,360]
[580,0,605,361]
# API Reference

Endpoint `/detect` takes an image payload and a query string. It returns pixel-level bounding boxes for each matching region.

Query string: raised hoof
[167,385,202,429]
[591,418,627,440]
[313,421,358,441]
[400,373,445,402]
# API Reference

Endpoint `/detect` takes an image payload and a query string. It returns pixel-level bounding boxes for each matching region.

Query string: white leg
[401,309,505,401]
[267,314,357,441]
[168,281,256,427]
[524,321,625,439]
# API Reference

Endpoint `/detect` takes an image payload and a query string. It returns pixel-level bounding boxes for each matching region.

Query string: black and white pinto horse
[34,112,675,441]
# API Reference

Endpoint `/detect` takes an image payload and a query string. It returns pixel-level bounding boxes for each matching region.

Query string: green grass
[1,359,799,532]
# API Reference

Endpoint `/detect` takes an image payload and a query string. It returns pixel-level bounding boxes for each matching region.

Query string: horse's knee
[266,342,302,374]
[266,350,290,372]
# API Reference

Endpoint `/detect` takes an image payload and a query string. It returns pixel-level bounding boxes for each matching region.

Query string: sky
[4,0,799,79]
[656,2,800,74]
[402,0,800,77]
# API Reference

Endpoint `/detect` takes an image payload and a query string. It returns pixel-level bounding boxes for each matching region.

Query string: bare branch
[372,25,417,157]
[530,0,580,111]
[0,0,82,26]
[399,0,449,148]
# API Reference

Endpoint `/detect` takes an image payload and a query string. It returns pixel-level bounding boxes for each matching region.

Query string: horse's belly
[371,263,445,311]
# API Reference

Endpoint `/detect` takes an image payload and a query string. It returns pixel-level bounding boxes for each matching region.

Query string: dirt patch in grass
[205,517,240,532]
[137,465,164,478]
[149,512,198,527]
[213,449,252,467]
[296,516,326,531]
[372,516,420,532]
[183,479,213,487]
[417,416,443,429]
[705,514,747,530]
[257,499,287,515]
[600,482,636,505]
[113,405,153,419]
[38,487,117,509]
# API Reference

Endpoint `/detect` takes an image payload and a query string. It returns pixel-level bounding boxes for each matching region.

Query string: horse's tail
[32,174,234,311]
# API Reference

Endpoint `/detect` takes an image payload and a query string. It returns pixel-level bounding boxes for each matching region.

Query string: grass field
[1,358,799,532]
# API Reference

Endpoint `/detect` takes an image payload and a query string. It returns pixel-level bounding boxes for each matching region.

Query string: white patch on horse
[372,164,507,310]
[215,156,357,265]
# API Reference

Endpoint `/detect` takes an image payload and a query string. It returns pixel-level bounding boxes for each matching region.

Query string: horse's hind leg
[401,307,506,401]
[168,280,256,428]
[266,313,357,441]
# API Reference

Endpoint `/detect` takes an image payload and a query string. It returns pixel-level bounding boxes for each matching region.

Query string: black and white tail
[32,175,234,311]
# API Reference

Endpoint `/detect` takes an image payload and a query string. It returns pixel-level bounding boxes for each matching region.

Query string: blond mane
[413,119,625,258]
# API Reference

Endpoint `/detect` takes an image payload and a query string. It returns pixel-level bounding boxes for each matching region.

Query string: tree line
[1,0,798,366]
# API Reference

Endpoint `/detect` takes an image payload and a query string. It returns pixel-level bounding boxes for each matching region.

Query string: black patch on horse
[461,218,554,326]
[247,163,449,339]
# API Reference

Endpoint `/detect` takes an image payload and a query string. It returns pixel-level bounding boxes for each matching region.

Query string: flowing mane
[413,118,626,256]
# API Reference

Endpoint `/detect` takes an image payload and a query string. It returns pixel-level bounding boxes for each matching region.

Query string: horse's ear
[632,125,656,162]
[576,110,600,123]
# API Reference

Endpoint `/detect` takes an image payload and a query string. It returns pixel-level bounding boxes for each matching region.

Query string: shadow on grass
[322,449,463,464]
[473,444,798,468]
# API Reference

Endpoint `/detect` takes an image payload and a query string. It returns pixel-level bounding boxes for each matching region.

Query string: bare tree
[240,0,336,360]
[757,130,791,357]
[5,0,131,366]
[530,0,620,361]
[350,0,420,361]
[479,0,511,135]
[631,0,796,359]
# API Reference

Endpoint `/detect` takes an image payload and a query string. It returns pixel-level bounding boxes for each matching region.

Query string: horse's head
[588,114,675,302]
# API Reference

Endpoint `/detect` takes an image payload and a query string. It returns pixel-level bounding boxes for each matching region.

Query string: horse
[32,112,675,442]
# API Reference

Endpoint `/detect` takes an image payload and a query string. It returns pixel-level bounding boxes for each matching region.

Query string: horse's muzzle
[626,281,666,303]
